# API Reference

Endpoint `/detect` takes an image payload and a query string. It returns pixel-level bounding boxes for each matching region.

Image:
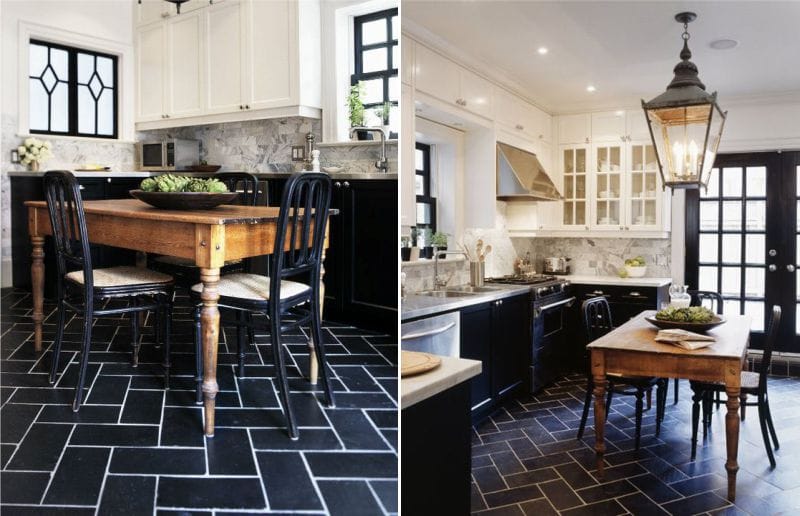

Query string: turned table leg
[591,349,607,477]
[725,377,742,502]
[200,267,221,437]
[31,235,45,352]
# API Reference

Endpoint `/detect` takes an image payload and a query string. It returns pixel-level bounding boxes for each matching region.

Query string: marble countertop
[567,275,672,287]
[7,170,397,180]
[402,283,532,321]
[401,354,481,408]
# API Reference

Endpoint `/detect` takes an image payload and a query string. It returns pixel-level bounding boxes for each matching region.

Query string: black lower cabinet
[460,292,531,423]
[402,380,472,515]
[323,179,398,335]
[10,176,142,297]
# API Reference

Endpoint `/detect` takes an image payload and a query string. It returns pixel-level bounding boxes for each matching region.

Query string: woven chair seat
[66,266,173,287]
[190,273,310,301]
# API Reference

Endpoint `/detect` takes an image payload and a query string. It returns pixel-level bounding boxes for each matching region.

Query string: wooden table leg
[31,235,45,353]
[724,373,742,502]
[591,349,607,477]
[200,267,221,437]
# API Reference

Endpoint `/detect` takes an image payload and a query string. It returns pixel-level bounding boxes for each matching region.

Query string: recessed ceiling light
[537,47,548,55]
[586,85,596,93]
[709,38,739,50]
[615,110,624,116]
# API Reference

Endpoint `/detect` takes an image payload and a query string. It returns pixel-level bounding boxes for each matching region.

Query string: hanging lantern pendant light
[642,12,727,191]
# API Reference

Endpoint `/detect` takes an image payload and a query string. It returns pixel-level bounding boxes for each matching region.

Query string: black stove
[486,275,570,302]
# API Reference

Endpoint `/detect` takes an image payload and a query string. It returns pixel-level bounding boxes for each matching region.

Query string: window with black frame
[415,143,436,233]
[352,8,398,138]
[29,39,118,139]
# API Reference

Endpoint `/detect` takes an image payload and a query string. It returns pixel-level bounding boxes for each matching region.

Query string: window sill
[16,133,135,144]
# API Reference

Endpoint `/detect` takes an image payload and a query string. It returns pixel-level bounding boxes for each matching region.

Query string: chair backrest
[759,305,782,390]
[270,173,332,299]
[582,296,614,342]
[214,172,259,206]
[688,290,724,314]
[43,170,93,292]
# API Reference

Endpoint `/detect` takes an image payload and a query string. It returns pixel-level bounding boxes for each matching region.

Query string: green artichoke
[140,178,157,192]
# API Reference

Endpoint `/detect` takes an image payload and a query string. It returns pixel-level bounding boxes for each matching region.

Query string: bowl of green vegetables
[130,175,238,210]
[645,306,725,332]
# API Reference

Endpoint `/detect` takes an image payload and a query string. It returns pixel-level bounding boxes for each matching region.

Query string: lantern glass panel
[646,103,713,185]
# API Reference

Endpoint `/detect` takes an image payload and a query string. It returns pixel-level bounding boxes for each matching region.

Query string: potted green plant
[431,231,448,257]
[400,235,412,262]
[373,101,392,128]
[347,82,372,141]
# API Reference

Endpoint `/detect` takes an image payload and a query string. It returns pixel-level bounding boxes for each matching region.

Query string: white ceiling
[403,1,800,114]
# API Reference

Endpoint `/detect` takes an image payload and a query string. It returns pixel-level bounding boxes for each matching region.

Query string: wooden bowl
[189,165,222,172]
[645,315,726,333]
[130,190,237,210]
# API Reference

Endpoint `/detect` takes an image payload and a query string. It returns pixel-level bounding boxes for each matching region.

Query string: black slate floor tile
[0,403,41,443]
[43,446,111,505]
[70,423,158,446]
[157,477,266,510]
[120,389,164,424]
[483,484,544,508]
[305,451,397,478]
[256,451,322,511]
[538,478,582,510]
[206,428,256,475]
[662,491,731,514]
[473,465,507,493]
[109,447,206,475]
[6,422,72,471]
[326,408,389,450]
[0,471,51,504]
[371,479,398,513]
[97,475,156,515]
[317,480,383,516]
[250,427,341,450]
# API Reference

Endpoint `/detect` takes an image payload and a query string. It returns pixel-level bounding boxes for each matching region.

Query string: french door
[686,151,800,351]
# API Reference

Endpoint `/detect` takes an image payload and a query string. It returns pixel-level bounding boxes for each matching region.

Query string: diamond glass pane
[699,202,719,230]
[745,301,764,332]
[362,48,388,74]
[721,267,741,296]
[361,19,387,45]
[722,234,741,263]
[746,234,765,264]
[745,267,765,297]
[29,44,47,76]
[96,56,113,87]
[698,266,718,292]
[745,201,766,231]
[88,73,103,99]
[722,201,742,230]
[722,167,742,197]
[78,85,95,134]
[41,67,57,93]
[746,166,766,197]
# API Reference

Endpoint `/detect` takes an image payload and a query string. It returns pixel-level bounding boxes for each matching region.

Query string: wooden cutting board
[401,350,441,378]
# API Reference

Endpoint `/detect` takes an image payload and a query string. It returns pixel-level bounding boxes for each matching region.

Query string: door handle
[788,264,796,273]
[401,322,456,341]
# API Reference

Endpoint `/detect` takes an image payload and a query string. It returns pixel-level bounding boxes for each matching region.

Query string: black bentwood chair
[690,305,782,468]
[150,172,260,285]
[673,290,725,404]
[190,172,334,439]
[44,171,175,411]
[577,296,667,450]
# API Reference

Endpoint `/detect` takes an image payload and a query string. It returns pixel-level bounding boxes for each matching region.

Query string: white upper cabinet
[414,44,493,119]
[591,111,626,142]
[626,109,651,141]
[494,87,551,143]
[134,0,320,129]
[558,113,591,144]
[401,35,414,86]
[136,0,207,25]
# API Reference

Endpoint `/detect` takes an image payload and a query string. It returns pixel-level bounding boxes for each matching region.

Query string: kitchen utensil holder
[470,261,485,287]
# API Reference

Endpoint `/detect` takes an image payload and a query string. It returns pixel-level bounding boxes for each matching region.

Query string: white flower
[24,138,34,147]
[44,141,52,149]
[17,145,26,155]
[22,156,31,164]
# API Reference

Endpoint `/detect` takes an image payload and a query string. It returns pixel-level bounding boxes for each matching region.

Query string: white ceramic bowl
[625,265,647,277]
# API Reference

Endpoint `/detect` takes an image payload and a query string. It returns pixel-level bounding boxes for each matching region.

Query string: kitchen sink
[446,286,501,293]
[417,290,477,298]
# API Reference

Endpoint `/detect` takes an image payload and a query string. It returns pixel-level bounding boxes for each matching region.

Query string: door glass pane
[796,304,800,334]
[745,268,765,297]
[722,201,742,230]
[564,149,574,173]
[576,149,586,172]
[721,267,741,296]
[361,78,383,104]
[746,166,766,197]
[361,19,387,45]
[416,203,431,225]
[745,201,766,230]
[415,149,423,171]
[564,176,574,198]
[362,48,388,73]
[746,234,764,264]
[724,299,741,316]
[576,175,585,198]
[721,234,741,263]
[415,175,423,195]
[389,76,399,101]
[722,167,742,197]
[745,301,764,332]
[699,202,718,230]
[698,266,718,292]
[576,201,585,225]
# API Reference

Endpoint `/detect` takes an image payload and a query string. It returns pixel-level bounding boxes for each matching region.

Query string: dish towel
[655,329,716,350]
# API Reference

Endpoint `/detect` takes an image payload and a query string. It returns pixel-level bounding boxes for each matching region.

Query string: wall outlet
[291,146,305,162]
[10,150,20,164]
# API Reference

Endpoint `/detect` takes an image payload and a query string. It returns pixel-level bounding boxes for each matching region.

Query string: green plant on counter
[346,82,366,127]
[373,101,392,125]
[431,231,448,248]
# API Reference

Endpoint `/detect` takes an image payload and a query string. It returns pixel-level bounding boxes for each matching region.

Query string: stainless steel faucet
[434,250,469,289]
[349,127,389,172]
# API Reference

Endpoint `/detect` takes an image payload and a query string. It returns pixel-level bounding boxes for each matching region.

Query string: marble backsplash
[401,257,470,294]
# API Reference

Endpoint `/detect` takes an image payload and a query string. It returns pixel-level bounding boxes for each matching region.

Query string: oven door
[140,143,166,170]
[531,296,575,392]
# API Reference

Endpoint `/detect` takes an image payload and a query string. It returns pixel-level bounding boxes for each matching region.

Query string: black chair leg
[162,298,172,390]
[271,316,298,440]
[577,378,593,440]
[691,388,702,460]
[646,388,652,410]
[740,393,748,421]
[757,396,777,468]
[702,391,712,436]
[193,305,203,405]
[246,312,255,351]
[311,294,334,408]
[655,380,666,436]
[634,389,644,450]
[49,299,67,384]
[673,378,679,404]
[130,299,140,367]
[237,310,246,378]
[73,309,94,411]
[763,396,780,451]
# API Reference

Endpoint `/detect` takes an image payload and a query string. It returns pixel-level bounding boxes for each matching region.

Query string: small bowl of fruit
[624,256,647,278]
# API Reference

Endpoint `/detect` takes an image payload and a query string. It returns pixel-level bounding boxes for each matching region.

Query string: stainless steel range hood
[496,142,562,201]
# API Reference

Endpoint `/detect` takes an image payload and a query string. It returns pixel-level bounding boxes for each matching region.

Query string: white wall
[1,0,135,287]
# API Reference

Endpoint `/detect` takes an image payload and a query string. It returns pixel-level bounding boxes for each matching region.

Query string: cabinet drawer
[77,179,105,200]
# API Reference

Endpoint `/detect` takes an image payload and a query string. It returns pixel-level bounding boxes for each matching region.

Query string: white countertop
[401,354,481,409]
[567,275,672,287]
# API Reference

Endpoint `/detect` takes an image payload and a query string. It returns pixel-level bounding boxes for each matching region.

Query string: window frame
[351,8,398,129]
[29,38,119,140]
[415,142,437,232]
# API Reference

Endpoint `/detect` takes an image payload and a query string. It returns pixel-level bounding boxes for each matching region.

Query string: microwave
[138,139,200,171]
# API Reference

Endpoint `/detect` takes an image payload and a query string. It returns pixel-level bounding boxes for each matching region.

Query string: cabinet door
[459,68,493,119]
[136,22,166,122]
[531,108,552,144]
[460,302,493,413]
[591,111,626,142]
[627,141,661,229]
[204,0,245,114]
[592,143,625,229]
[414,44,459,106]
[166,11,203,118]
[401,35,414,86]
[136,0,170,26]
[560,145,589,228]
[492,295,530,398]
[400,86,416,226]
[244,0,293,109]
[558,114,591,144]
[626,109,651,141]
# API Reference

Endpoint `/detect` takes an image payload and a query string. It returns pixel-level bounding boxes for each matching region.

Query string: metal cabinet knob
[334,182,341,188]
[516,124,524,131]
[788,264,796,273]
[245,105,250,109]
[343,181,350,188]
[769,264,777,272]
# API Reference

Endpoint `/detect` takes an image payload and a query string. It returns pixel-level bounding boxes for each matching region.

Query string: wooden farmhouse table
[26,198,331,437]
[587,310,752,502]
